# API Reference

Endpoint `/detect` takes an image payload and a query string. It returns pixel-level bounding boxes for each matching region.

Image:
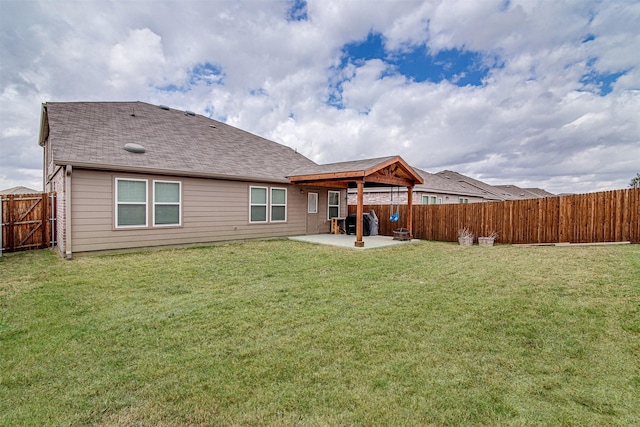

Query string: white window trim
[153,180,182,227]
[115,178,148,229]
[328,190,340,219]
[308,192,318,214]
[249,186,268,223]
[270,187,287,223]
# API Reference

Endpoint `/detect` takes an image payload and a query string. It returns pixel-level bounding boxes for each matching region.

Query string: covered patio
[288,156,424,248]
[289,233,420,249]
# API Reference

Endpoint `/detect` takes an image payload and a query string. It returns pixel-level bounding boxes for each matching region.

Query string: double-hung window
[153,180,181,226]
[328,191,340,219]
[270,188,287,222]
[250,186,268,223]
[116,178,147,227]
[249,186,288,223]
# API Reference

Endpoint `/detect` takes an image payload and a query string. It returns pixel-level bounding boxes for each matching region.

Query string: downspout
[355,181,365,247]
[65,165,72,259]
[50,192,56,249]
[1,195,3,257]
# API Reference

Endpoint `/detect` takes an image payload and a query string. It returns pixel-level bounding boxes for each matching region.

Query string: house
[493,185,555,199]
[40,101,423,256]
[347,168,485,205]
[0,186,42,195]
[435,170,554,201]
[348,169,554,205]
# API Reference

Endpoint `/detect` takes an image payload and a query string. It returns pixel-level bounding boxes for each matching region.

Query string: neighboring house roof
[40,101,318,183]
[435,170,506,200]
[494,185,555,199]
[523,187,555,198]
[0,186,41,195]
[435,170,554,200]
[413,168,485,198]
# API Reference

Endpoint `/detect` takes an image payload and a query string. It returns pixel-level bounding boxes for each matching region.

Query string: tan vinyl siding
[70,169,308,253]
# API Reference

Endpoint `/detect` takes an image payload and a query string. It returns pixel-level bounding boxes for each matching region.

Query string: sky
[1,0,639,195]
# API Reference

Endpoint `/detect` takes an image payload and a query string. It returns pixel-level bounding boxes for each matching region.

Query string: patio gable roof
[288,156,424,188]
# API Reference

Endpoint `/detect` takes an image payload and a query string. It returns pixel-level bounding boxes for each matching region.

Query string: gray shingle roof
[436,170,509,200]
[523,187,555,197]
[0,186,42,195]
[436,170,553,200]
[43,101,318,182]
[494,185,554,199]
[288,156,399,176]
[413,168,485,197]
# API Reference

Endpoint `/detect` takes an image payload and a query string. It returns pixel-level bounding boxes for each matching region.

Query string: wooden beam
[363,156,402,176]
[293,180,349,189]
[364,175,414,187]
[289,170,365,182]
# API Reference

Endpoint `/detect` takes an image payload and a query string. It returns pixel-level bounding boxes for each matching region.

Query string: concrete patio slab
[289,233,419,249]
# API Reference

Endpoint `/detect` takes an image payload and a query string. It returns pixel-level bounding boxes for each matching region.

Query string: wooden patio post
[355,181,364,247]
[407,185,414,237]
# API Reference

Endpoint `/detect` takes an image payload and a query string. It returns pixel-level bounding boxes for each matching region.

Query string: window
[423,195,437,205]
[250,186,268,222]
[153,181,181,226]
[308,192,318,213]
[116,178,147,227]
[328,191,340,219]
[459,198,469,204]
[270,188,287,222]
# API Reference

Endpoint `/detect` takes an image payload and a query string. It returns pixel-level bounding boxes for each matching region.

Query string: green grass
[1,240,639,426]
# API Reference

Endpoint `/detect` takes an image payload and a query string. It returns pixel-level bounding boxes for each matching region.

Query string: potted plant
[478,231,498,246]
[458,227,474,246]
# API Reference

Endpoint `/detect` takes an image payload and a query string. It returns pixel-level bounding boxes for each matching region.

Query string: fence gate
[1,193,56,254]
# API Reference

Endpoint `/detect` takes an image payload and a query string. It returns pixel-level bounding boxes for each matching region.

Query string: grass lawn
[1,239,639,426]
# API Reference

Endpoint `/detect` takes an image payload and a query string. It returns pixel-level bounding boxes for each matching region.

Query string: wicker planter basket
[458,236,474,246]
[478,237,495,246]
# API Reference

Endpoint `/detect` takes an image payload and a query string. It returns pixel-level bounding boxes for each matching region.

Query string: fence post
[6,195,14,252]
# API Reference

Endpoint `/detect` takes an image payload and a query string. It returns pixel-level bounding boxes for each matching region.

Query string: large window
[271,188,287,222]
[249,186,288,223]
[328,191,340,219]
[250,186,268,223]
[116,178,147,227]
[153,180,181,226]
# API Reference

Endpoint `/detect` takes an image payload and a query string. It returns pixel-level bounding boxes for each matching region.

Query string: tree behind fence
[349,188,640,244]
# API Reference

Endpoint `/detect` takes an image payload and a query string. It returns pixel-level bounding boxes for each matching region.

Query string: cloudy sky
[1,0,639,194]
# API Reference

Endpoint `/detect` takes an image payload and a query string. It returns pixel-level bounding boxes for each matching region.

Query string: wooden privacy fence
[349,188,640,244]
[1,193,56,253]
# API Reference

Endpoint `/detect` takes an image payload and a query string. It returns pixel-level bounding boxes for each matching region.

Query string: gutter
[65,165,72,259]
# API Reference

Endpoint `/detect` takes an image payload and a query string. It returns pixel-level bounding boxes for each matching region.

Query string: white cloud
[108,29,167,89]
[0,0,638,195]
